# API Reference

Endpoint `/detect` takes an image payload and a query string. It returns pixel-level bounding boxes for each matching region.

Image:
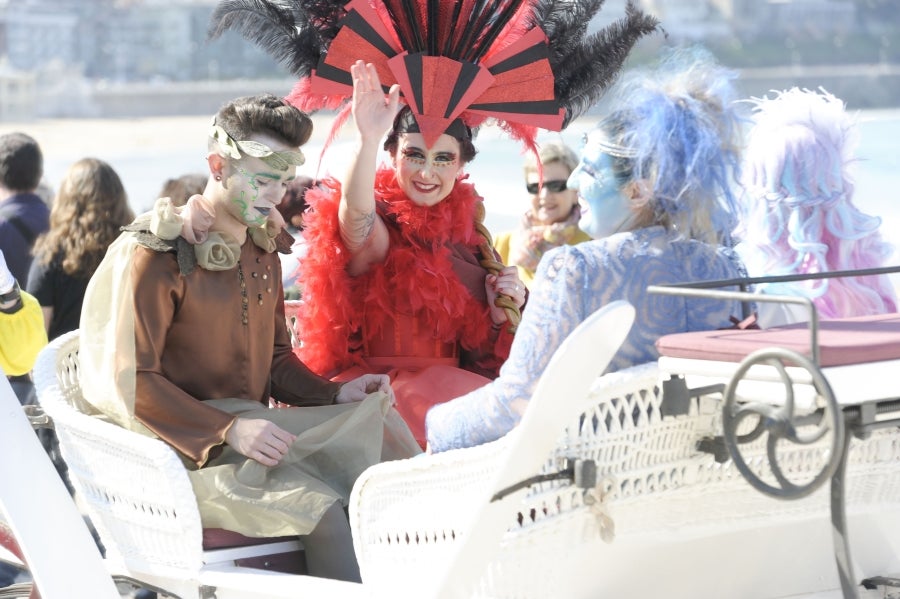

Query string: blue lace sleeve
[425,245,590,453]
[425,229,745,453]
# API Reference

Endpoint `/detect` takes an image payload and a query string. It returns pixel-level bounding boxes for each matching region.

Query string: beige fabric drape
[188,393,420,537]
[79,233,147,431]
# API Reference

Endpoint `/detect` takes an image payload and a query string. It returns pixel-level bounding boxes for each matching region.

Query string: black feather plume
[469,0,526,62]
[209,0,658,132]
[531,0,604,67]
[534,0,659,126]
[208,0,348,79]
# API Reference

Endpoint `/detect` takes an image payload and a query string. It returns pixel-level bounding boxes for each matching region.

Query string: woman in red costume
[297,61,527,447]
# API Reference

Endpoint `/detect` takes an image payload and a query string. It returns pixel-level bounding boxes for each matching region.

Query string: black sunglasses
[526,180,569,194]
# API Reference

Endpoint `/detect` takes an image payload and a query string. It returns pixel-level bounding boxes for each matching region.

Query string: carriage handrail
[653,264,900,291]
[649,264,900,346]
[647,285,821,365]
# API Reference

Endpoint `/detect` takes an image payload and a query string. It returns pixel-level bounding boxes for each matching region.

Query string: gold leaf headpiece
[209,124,306,171]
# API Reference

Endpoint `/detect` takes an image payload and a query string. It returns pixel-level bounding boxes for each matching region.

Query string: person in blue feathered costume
[426,47,751,453]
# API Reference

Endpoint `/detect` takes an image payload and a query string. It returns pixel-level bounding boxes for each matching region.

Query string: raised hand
[350,60,401,142]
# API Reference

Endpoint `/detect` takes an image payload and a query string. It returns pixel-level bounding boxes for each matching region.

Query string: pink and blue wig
[737,87,897,318]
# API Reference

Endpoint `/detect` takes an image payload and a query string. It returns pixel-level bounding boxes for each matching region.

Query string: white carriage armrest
[350,362,667,564]
[350,301,658,599]
[0,372,120,597]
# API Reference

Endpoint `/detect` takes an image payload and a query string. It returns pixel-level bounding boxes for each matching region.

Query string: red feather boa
[296,168,499,376]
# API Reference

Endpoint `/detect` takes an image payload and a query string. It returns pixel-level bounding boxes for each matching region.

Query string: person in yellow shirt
[494,142,593,289]
[0,248,47,403]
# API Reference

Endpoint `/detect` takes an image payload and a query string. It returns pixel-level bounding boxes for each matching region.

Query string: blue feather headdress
[585,46,745,245]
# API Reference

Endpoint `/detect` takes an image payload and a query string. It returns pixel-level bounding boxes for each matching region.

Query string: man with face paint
[76,94,420,582]
[426,47,750,453]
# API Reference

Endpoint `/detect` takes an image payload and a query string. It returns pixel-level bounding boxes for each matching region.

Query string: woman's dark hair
[277,175,316,230]
[383,106,477,163]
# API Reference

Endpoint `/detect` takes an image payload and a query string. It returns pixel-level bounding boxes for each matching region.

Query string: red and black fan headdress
[209,0,658,149]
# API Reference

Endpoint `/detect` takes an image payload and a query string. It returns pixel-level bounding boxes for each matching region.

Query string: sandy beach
[3,110,899,264]
[0,113,375,215]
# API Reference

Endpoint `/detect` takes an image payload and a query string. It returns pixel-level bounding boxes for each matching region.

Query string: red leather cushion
[656,312,900,367]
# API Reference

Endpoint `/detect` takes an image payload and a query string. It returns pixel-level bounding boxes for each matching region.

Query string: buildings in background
[0,0,895,120]
[0,0,288,119]
[0,0,281,83]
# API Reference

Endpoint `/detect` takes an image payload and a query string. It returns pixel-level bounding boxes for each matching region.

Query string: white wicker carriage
[26,299,635,599]
[27,299,900,599]
[351,344,900,596]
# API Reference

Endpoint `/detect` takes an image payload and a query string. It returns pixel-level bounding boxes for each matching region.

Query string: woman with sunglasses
[494,142,592,290]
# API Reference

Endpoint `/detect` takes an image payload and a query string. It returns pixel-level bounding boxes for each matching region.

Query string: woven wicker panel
[33,331,204,575]
[350,363,900,598]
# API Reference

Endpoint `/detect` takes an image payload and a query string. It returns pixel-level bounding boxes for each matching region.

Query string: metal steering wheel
[722,347,844,499]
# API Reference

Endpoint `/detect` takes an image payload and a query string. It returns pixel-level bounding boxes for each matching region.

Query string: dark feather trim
[546,0,659,126]
[469,0,526,62]
[208,0,348,79]
[530,0,605,67]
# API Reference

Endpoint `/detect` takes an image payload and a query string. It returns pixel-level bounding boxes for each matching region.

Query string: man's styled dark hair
[212,93,313,150]
[0,132,43,192]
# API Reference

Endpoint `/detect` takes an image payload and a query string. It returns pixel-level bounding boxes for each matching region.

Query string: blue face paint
[568,140,633,239]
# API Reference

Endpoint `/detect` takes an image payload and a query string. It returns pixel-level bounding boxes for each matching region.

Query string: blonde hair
[523,141,578,178]
[473,203,520,332]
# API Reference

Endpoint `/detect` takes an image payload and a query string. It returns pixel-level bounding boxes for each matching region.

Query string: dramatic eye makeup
[400,148,458,168]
